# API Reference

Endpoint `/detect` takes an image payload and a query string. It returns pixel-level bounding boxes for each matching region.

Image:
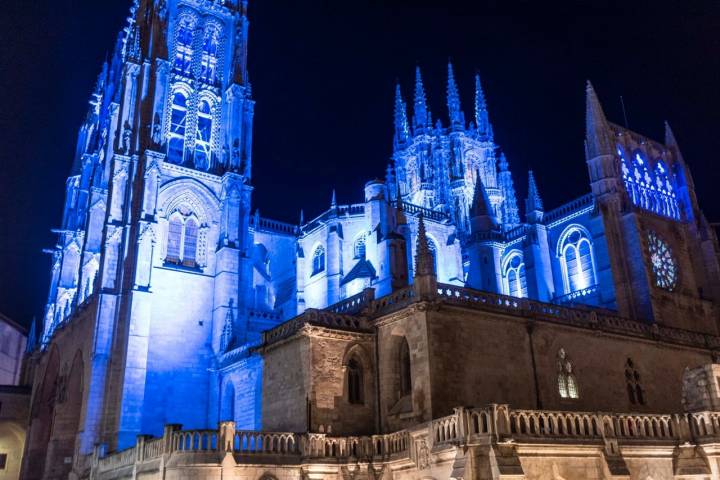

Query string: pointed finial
[447,61,463,128]
[331,189,337,208]
[585,80,613,158]
[415,214,435,277]
[413,66,429,129]
[474,73,492,141]
[299,209,305,225]
[526,170,544,223]
[664,121,678,147]
[499,152,509,172]
[394,82,409,148]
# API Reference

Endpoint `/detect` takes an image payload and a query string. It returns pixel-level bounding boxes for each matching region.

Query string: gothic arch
[220,379,235,422]
[556,224,598,295]
[501,249,527,298]
[158,177,220,226]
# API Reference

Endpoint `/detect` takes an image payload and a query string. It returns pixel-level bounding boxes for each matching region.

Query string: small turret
[498,153,521,226]
[525,170,544,224]
[474,73,493,142]
[413,215,437,298]
[447,62,464,129]
[393,83,409,148]
[330,189,337,209]
[413,66,430,131]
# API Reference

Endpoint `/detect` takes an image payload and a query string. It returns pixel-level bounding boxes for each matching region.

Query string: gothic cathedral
[23,1,720,479]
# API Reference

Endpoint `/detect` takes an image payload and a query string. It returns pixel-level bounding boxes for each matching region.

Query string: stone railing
[391,200,449,222]
[326,288,375,315]
[261,308,371,346]
[435,283,720,351]
[250,216,298,235]
[553,284,599,305]
[88,406,720,479]
[543,193,595,226]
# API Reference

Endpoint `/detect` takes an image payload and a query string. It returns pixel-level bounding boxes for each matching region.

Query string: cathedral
[20,0,720,479]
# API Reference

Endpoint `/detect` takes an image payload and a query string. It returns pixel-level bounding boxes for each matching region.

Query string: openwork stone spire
[413,66,429,130]
[415,215,435,277]
[498,153,521,226]
[394,83,409,148]
[585,81,613,158]
[447,61,464,128]
[474,73,493,141]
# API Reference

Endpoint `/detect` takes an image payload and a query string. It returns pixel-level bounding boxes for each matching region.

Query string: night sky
[1,0,719,326]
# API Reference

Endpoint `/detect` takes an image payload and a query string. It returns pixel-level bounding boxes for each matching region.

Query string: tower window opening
[173,17,195,75]
[165,211,201,268]
[167,92,188,164]
[194,100,213,170]
[200,27,220,84]
[354,234,367,259]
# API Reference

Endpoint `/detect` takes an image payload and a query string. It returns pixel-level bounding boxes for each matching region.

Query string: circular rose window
[648,231,678,291]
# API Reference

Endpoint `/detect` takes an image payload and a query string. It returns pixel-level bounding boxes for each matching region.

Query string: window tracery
[354,233,367,259]
[165,208,201,267]
[619,146,680,220]
[194,99,213,170]
[502,251,527,298]
[648,231,678,291]
[200,26,220,84]
[558,226,596,295]
[167,91,188,164]
[399,337,412,397]
[312,246,325,276]
[557,348,579,399]
[173,16,195,75]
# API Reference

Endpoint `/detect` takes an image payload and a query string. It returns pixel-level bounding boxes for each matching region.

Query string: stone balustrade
[85,405,720,480]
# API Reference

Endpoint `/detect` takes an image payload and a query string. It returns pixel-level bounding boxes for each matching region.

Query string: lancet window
[312,246,325,276]
[558,226,596,295]
[347,358,364,405]
[194,99,213,170]
[502,251,527,298]
[166,209,201,267]
[354,234,367,259]
[625,359,645,405]
[173,17,195,75]
[200,26,220,84]
[557,348,579,399]
[399,337,412,397]
[619,147,680,220]
[167,91,188,164]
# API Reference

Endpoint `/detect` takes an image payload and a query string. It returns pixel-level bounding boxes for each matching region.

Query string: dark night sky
[1,1,719,326]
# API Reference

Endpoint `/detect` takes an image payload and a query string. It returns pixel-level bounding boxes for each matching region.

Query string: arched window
[200,26,220,84]
[503,252,527,298]
[557,348,579,399]
[194,100,213,170]
[354,234,367,259]
[347,358,364,405]
[620,146,680,220]
[654,161,680,219]
[312,246,325,276]
[183,218,199,266]
[173,17,194,75]
[559,226,596,295]
[625,359,645,406]
[165,211,200,267]
[166,216,183,262]
[220,381,235,421]
[167,91,188,164]
[399,338,412,397]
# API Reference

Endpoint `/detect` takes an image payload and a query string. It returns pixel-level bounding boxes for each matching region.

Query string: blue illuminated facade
[33,0,719,463]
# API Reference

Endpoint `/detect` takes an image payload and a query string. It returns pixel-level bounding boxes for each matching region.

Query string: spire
[470,172,498,233]
[447,61,464,128]
[585,81,613,158]
[664,121,678,148]
[413,66,429,130]
[220,300,235,352]
[331,189,337,209]
[525,170,544,223]
[299,209,304,225]
[498,153,521,226]
[474,73,493,141]
[393,82,409,148]
[414,215,435,277]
